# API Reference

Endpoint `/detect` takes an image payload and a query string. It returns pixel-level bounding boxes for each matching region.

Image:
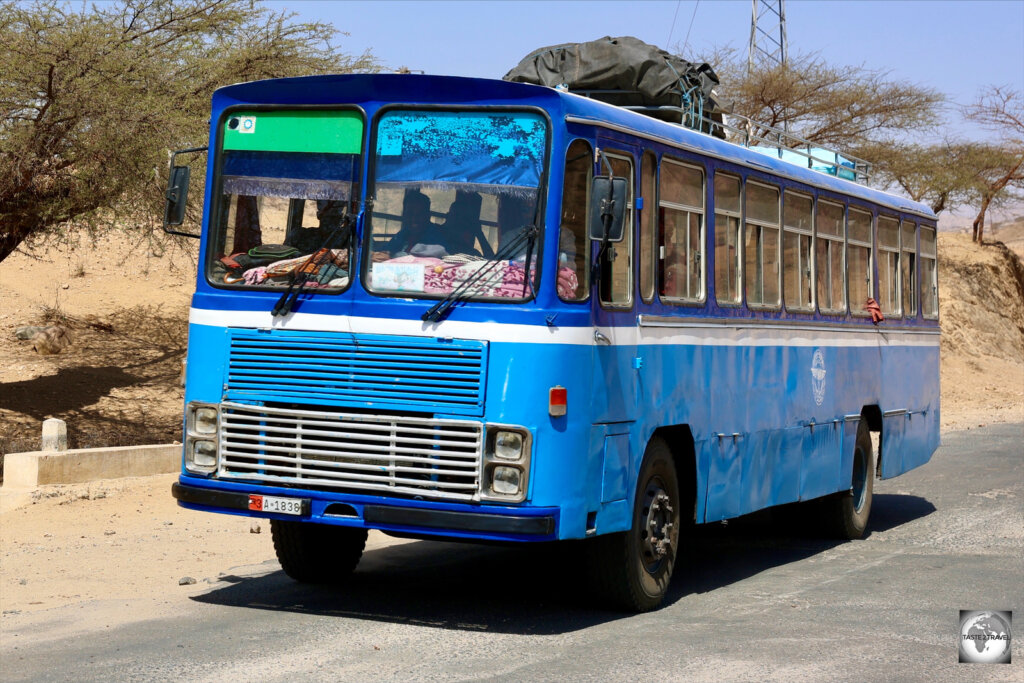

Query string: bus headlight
[493,431,523,460]
[491,466,522,495]
[186,439,218,473]
[193,407,218,435]
[185,402,220,475]
[482,424,531,502]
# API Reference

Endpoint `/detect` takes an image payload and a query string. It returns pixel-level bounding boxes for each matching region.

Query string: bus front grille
[217,402,483,501]
[225,329,487,416]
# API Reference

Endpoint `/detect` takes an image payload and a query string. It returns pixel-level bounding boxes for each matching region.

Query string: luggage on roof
[504,36,724,137]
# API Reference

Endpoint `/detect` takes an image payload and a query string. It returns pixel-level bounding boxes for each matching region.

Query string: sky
[272,0,1024,126]
[270,0,1024,221]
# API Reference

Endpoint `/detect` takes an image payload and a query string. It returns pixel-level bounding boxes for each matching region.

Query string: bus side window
[783,191,814,312]
[659,158,705,303]
[599,152,634,307]
[921,225,938,319]
[878,216,901,316]
[639,151,657,303]
[848,208,873,314]
[714,173,742,305]
[816,200,847,314]
[744,181,781,308]
[559,139,592,302]
[901,219,918,317]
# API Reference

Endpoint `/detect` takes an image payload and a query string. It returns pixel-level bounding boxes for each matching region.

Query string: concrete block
[41,418,68,451]
[2,444,182,488]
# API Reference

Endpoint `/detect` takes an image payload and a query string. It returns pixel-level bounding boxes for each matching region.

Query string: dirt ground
[1,228,1022,617]
[0,473,406,617]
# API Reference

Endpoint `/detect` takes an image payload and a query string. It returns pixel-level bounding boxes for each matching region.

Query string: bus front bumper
[172,481,558,541]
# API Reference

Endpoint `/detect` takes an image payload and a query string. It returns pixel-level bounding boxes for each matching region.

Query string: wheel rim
[639,477,676,574]
[851,446,868,513]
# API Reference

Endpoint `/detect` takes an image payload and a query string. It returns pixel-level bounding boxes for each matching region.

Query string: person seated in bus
[441,190,495,258]
[375,189,444,260]
[496,194,534,252]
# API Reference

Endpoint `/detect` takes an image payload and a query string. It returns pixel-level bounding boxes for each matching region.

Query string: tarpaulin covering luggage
[504,36,724,137]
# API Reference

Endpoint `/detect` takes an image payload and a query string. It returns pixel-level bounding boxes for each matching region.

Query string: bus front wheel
[826,421,874,539]
[271,519,367,583]
[587,437,680,612]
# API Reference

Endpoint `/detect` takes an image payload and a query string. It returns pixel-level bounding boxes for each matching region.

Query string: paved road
[2,424,1021,682]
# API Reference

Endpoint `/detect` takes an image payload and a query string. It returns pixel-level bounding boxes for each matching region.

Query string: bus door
[590,147,638,426]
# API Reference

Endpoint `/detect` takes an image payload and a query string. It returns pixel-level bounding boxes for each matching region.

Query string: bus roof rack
[569,89,872,186]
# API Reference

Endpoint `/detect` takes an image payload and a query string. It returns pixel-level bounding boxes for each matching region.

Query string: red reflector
[549,386,567,417]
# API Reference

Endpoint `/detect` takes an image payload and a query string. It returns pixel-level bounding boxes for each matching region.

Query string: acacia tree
[690,47,944,152]
[862,140,1014,217]
[962,86,1024,243]
[0,0,378,263]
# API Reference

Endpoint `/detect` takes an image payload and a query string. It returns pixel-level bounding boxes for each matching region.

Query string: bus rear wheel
[826,421,874,539]
[587,437,680,612]
[270,519,368,583]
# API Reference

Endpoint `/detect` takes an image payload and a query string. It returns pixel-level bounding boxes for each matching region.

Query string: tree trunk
[0,218,38,263]
[972,192,994,244]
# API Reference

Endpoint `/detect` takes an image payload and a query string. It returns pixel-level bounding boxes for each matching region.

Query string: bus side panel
[878,344,940,478]
[634,340,713,525]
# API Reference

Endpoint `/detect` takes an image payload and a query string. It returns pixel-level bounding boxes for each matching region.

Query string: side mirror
[588,176,628,243]
[164,165,190,226]
[162,146,207,239]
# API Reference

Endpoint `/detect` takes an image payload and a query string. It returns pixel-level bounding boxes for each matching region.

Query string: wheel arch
[651,424,698,524]
[861,405,883,476]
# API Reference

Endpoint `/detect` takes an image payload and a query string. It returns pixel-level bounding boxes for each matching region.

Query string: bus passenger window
[901,220,917,317]
[639,151,657,303]
[659,158,705,302]
[559,139,592,301]
[744,181,780,308]
[599,152,634,307]
[816,200,846,314]
[783,192,814,312]
[878,216,901,316]
[921,225,938,319]
[714,174,742,305]
[848,208,873,314]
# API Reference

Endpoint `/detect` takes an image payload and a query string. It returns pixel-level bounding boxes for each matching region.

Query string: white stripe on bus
[190,307,940,348]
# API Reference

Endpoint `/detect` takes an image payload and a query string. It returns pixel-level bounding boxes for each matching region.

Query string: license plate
[248,494,304,516]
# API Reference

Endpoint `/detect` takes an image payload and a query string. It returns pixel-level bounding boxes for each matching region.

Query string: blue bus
[168,74,940,611]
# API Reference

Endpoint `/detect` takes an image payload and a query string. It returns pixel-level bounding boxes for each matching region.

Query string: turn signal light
[549,385,567,417]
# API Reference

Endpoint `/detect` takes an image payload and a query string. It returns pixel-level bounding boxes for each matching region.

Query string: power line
[666,0,682,50]
[680,0,701,58]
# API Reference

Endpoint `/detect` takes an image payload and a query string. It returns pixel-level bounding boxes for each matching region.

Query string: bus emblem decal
[811,348,827,406]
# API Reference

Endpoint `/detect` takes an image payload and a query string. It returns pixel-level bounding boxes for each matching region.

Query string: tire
[826,421,874,539]
[587,437,681,612]
[270,519,367,583]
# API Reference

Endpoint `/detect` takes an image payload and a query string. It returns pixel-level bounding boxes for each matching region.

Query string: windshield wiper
[422,224,539,323]
[272,213,353,317]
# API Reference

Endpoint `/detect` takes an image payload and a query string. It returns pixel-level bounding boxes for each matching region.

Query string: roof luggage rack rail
[569,89,872,186]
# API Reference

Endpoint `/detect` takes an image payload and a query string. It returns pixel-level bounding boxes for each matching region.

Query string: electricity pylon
[748,0,788,74]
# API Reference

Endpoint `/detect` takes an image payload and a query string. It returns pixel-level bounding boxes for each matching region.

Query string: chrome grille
[217,402,483,501]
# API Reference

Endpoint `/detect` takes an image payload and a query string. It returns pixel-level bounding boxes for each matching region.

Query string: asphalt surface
[2,423,1022,682]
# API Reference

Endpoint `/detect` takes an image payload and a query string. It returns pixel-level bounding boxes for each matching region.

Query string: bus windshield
[206,110,363,291]
[365,110,548,301]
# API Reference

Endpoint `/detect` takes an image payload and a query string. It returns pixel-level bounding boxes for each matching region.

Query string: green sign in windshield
[222,110,363,154]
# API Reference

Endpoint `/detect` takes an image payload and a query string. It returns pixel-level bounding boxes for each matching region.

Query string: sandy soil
[0,473,404,617]
[0,228,1022,618]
